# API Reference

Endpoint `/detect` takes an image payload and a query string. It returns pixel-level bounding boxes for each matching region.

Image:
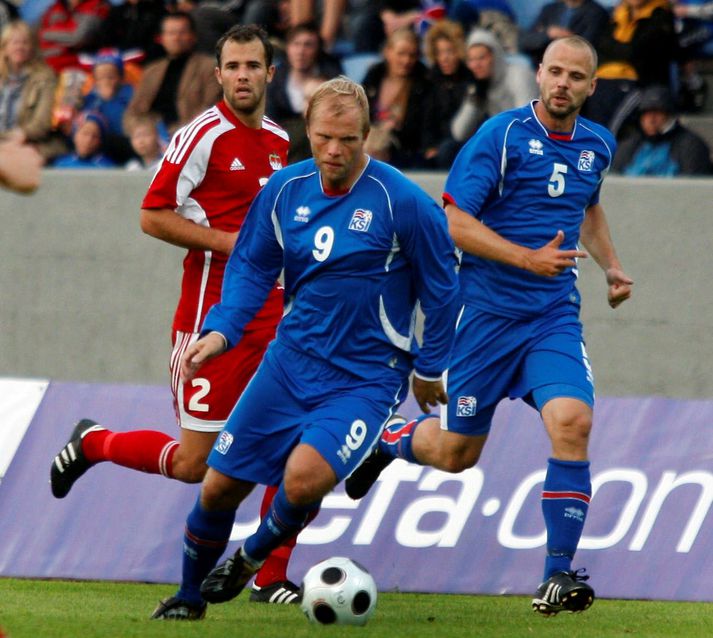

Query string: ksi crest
[456,395,477,417]
[348,208,373,232]
[578,150,595,172]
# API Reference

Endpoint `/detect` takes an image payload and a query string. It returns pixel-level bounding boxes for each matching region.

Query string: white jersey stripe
[166,109,220,164]
[262,116,289,141]
[167,109,220,163]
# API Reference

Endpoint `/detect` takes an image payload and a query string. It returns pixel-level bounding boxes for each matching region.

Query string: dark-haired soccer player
[170,76,460,614]
[50,25,303,615]
[346,35,633,616]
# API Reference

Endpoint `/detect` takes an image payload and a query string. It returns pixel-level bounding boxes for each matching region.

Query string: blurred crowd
[1,0,712,176]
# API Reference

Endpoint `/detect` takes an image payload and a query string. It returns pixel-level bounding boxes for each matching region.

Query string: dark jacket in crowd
[612,121,713,176]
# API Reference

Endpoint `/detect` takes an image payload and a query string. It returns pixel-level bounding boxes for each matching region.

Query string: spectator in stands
[0,1,18,33]
[612,84,713,175]
[53,110,116,167]
[346,0,433,53]
[168,0,242,55]
[289,0,346,52]
[450,27,538,144]
[672,0,713,111]
[362,27,432,168]
[241,0,291,41]
[81,49,134,163]
[37,0,111,73]
[422,19,472,167]
[448,0,520,54]
[266,21,342,162]
[0,21,57,159]
[124,113,163,171]
[97,0,166,64]
[123,12,222,135]
[582,0,677,136]
[519,0,611,66]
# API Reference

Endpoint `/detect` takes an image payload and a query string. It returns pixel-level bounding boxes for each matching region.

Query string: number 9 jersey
[204,156,461,382]
[443,100,616,319]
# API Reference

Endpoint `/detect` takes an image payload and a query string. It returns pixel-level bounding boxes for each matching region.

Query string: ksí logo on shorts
[456,395,477,417]
[215,430,234,455]
[348,209,373,232]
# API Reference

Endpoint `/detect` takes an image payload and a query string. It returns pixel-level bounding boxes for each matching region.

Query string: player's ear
[266,64,276,83]
[588,76,597,97]
[214,65,223,86]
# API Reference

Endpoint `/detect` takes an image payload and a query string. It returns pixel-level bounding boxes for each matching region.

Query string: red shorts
[170,327,275,432]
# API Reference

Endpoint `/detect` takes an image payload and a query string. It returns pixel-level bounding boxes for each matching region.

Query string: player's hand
[180,332,226,382]
[412,376,448,414]
[606,268,633,308]
[525,230,588,277]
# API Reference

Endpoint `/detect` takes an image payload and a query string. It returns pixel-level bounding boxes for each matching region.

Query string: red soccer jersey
[142,100,289,335]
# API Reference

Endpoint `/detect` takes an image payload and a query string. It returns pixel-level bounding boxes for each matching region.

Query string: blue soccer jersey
[444,101,616,319]
[203,156,460,380]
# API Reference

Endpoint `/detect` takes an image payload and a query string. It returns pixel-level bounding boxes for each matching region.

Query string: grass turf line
[2,578,713,637]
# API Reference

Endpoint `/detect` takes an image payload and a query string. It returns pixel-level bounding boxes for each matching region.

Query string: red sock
[254,486,319,587]
[82,429,179,477]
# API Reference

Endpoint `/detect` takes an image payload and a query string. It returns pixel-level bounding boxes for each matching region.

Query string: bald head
[542,36,597,79]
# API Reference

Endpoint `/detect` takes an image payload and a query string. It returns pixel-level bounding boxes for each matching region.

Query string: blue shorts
[207,341,408,485]
[444,305,594,436]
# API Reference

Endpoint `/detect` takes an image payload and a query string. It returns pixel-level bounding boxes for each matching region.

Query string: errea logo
[294,206,311,223]
[528,139,544,155]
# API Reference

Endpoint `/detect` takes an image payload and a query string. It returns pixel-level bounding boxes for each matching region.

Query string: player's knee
[170,451,208,483]
[438,448,480,473]
[548,410,592,457]
[283,475,323,506]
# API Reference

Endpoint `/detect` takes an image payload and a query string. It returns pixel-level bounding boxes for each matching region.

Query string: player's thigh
[206,355,305,486]
[170,329,272,433]
[302,380,407,484]
[520,321,595,412]
[443,308,525,436]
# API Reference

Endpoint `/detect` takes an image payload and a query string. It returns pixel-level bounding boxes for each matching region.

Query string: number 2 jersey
[203,157,461,381]
[141,99,290,336]
[444,100,616,320]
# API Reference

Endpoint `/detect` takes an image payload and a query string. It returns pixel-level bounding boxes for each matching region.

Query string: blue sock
[377,414,430,464]
[541,458,591,580]
[176,497,235,604]
[243,483,319,563]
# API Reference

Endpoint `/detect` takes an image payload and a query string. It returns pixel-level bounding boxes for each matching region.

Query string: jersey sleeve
[443,117,505,216]
[590,125,618,207]
[141,123,212,210]
[393,181,460,379]
[201,181,284,347]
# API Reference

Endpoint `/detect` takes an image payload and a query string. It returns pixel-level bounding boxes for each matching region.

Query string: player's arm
[446,203,587,277]
[140,208,237,255]
[396,190,461,413]
[0,140,42,194]
[580,202,633,309]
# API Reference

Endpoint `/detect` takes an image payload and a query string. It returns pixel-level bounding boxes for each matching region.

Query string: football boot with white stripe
[249,580,301,604]
[532,569,595,616]
[50,418,105,498]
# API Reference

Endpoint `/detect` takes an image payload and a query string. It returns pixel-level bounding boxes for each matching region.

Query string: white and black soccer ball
[300,556,377,626]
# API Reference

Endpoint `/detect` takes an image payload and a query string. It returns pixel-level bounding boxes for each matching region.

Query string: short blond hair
[305,76,370,136]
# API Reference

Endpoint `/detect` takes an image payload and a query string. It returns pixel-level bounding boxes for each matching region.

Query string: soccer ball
[300,556,377,626]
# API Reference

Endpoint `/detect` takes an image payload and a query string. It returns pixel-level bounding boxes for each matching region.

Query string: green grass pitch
[2,578,713,638]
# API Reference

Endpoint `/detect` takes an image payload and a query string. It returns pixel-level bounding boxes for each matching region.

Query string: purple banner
[1,382,713,601]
